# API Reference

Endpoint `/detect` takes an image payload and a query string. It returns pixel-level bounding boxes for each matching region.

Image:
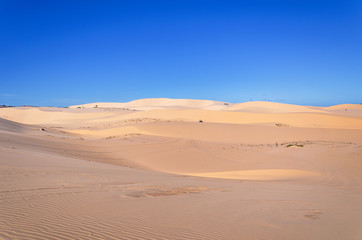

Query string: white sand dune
[1,99,362,239]
[70,98,229,110]
[225,101,327,113]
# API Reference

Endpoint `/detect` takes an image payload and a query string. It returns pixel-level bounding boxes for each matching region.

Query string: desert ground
[1,98,362,240]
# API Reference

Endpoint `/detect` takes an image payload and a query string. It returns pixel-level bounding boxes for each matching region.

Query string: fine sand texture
[1,98,362,239]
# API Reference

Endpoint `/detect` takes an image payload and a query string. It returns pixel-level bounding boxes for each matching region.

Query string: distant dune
[70,98,230,110]
[224,101,328,113]
[70,98,362,114]
[1,98,362,239]
[324,103,362,110]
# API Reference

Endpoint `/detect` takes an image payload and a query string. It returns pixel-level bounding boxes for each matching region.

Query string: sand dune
[1,99,362,239]
[2,106,361,131]
[0,118,28,133]
[225,101,327,113]
[0,107,130,126]
[70,98,229,110]
[324,103,362,110]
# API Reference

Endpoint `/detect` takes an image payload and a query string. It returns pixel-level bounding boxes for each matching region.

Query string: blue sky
[1,0,361,107]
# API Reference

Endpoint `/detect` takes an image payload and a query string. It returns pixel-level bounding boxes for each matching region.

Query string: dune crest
[181,169,320,181]
[225,101,327,113]
[324,104,362,110]
[70,98,229,110]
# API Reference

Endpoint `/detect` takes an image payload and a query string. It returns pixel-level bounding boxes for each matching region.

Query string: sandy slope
[1,99,362,239]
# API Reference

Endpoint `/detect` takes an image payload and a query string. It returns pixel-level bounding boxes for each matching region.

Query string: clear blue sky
[1,0,361,107]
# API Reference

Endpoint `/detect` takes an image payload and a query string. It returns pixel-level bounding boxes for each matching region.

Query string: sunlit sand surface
[1,99,362,239]
[182,169,320,181]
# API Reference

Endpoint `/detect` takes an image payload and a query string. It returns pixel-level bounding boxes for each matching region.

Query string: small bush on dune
[286,144,304,148]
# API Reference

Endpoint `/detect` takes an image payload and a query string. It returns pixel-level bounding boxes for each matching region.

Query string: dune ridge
[224,101,327,113]
[70,98,229,110]
[324,104,362,110]
[181,169,321,181]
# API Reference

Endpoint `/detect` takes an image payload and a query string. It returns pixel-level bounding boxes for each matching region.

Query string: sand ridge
[181,169,321,181]
[70,98,230,110]
[224,101,328,113]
